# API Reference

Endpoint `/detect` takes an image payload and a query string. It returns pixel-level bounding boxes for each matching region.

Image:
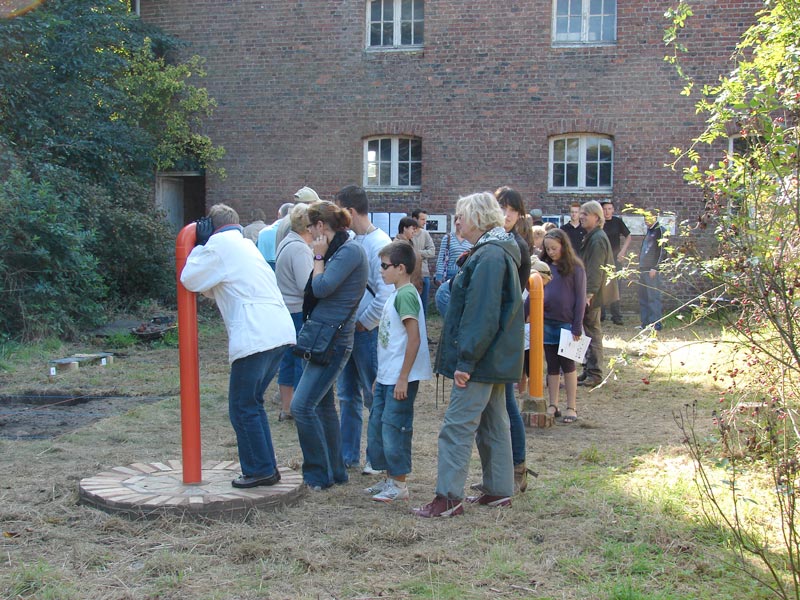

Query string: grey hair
[580,200,605,228]
[278,202,294,218]
[456,192,505,233]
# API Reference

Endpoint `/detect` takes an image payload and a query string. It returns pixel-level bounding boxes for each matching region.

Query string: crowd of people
[180,185,666,517]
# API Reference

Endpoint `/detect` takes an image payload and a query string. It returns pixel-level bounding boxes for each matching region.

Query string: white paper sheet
[558,328,591,362]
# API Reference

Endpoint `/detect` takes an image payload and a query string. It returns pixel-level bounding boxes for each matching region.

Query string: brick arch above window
[544,119,618,138]
[362,122,426,139]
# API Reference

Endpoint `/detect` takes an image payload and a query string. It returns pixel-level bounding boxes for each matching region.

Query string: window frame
[363,136,422,191]
[551,0,617,46]
[365,0,424,50]
[548,134,614,193]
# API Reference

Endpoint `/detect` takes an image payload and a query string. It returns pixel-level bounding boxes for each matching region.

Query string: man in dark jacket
[578,201,615,388]
[638,211,665,331]
[413,192,524,518]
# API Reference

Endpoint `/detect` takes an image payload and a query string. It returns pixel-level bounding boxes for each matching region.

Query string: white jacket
[180,227,296,363]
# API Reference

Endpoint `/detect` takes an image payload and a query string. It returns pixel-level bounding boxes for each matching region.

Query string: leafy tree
[667,1,800,597]
[0,0,224,338]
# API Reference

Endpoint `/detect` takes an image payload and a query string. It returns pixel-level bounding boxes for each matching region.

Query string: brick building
[139,1,758,308]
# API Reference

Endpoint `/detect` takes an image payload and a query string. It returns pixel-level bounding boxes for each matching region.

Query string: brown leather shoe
[412,495,464,518]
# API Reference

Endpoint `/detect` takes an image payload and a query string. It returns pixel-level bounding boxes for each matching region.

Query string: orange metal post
[528,272,544,398]
[175,223,202,484]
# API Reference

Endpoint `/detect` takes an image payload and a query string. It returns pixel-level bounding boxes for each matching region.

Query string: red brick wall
[139,1,757,217]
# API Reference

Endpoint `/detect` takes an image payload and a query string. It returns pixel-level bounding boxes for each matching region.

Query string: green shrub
[0,171,106,339]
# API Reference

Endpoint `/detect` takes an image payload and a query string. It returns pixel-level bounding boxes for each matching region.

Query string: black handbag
[292,303,358,365]
[292,318,343,365]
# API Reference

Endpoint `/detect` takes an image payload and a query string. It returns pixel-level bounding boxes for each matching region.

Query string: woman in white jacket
[180,203,296,489]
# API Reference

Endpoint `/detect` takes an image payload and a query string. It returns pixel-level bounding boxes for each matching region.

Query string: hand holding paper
[558,328,591,362]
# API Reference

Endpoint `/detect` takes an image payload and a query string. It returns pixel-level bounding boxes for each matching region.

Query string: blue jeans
[367,381,419,477]
[337,328,378,466]
[228,347,286,478]
[505,383,526,466]
[278,311,305,388]
[291,344,352,488]
[421,276,431,316]
[435,280,451,316]
[638,271,663,330]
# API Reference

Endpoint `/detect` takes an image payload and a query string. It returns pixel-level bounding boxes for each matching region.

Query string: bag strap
[443,233,452,276]
[275,238,304,263]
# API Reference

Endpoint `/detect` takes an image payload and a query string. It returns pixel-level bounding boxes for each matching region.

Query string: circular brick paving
[79,460,304,519]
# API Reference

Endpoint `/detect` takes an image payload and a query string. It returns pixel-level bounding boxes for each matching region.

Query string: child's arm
[394,316,420,400]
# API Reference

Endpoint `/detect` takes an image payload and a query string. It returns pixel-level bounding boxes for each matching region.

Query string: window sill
[551,41,617,49]
[364,186,422,193]
[547,188,613,194]
[365,46,424,56]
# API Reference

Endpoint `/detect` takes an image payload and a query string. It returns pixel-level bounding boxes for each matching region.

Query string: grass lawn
[0,310,783,599]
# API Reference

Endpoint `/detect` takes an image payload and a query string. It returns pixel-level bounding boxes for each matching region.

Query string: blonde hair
[289,203,310,233]
[531,225,546,246]
[457,192,504,233]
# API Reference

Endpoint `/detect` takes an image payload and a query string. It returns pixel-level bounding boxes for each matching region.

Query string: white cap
[294,186,320,203]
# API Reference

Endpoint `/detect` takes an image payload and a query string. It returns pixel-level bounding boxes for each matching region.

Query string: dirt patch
[0,394,165,440]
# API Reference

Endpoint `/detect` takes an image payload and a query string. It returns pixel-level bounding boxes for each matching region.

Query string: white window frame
[366,0,424,50]
[548,134,614,192]
[552,0,617,46]
[363,136,422,191]
[130,0,140,15]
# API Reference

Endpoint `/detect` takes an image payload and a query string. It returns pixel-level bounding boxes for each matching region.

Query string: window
[364,137,422,189]
[549,134,613,191]
[130,0,140,15]
[553,0,616,44]
[367,0,424,48]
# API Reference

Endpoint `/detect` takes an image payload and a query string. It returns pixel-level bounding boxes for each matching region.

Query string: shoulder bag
[292,302,358,366]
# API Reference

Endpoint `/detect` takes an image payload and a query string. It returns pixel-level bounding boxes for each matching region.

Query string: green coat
[435,227,524,383]
[581,226,616,309]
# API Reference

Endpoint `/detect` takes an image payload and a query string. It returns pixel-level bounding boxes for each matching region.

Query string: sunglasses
[380,262,398,270]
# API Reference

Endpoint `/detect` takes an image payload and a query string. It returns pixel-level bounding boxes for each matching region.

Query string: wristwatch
[314,254,324,261]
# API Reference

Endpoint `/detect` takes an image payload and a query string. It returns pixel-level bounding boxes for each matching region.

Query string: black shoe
[577,372,588,383]
[612,319,624,325]
[232,471,281,488]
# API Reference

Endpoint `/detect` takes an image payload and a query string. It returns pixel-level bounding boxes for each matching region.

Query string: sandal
[546,404,561,418]
[561,409,578,424]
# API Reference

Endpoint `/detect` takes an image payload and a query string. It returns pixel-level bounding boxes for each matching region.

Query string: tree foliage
[667,1,800,597]
[0,0,224,339]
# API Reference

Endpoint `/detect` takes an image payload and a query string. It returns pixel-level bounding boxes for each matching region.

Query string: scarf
[301,230,350,320]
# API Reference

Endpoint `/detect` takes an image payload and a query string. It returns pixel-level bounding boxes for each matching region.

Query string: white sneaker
[361,461,381,475]
[363,479,388,495]
[372,479,409,503]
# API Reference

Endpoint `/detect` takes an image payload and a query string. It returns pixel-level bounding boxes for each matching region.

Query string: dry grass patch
[0,314,782,599]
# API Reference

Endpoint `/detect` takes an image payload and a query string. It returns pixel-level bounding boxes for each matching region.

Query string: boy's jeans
[366,381,419,477]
